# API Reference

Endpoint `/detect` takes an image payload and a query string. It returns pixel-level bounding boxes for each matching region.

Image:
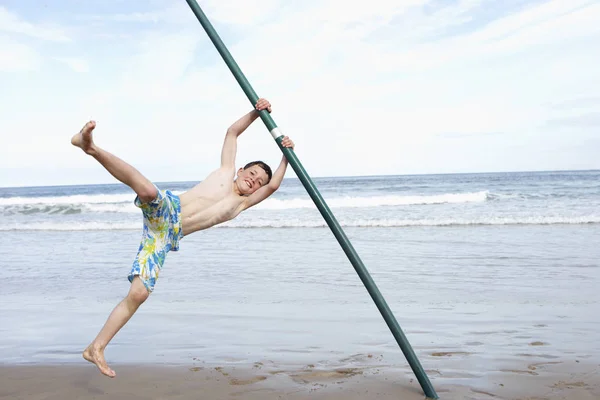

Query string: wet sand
[1,357,598,400]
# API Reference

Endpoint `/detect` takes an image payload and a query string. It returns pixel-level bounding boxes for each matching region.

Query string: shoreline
[1,356,598,400]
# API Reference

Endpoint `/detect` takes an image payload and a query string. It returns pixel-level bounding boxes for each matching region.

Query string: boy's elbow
[226,128,239,137]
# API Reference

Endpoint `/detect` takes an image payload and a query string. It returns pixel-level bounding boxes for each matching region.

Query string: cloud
[0,35,41,71]
[546,112,600,128]
[0,6,70,42]
[200,0,284,26]
[88,12,164,23]
[436,132,504,139]
[362,0,600,72]
[0,6,78,73]
[54,57,89,73]
[548,96,600,110]
[77,4,186,25]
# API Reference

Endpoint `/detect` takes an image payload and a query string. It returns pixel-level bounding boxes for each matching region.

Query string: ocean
[1,170,599,385]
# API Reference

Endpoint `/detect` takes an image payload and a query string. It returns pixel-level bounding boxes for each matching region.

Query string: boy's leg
[83,277,149,377]
[71,121,157,203]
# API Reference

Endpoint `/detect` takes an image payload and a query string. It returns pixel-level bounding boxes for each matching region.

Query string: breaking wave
[2,215,598,231]
[0,191,490,215]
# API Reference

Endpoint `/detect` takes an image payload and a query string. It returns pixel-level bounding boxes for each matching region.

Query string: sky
[0,0,599,187]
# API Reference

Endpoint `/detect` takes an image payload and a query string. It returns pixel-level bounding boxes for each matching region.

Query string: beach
[1,358,598,400]
[1,171,599,399]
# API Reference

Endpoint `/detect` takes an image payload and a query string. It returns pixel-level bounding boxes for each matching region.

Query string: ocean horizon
[2,167,599,189]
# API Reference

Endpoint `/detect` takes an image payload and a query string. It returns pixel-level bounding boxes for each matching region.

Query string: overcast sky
[1,0,599,187]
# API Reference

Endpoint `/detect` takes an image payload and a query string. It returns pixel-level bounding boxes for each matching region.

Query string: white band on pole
[270,127,283,140]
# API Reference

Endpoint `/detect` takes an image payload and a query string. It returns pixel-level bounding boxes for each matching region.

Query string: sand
[1,358,598,400]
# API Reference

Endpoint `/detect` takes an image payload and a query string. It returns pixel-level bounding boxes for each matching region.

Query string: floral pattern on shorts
[128,186,183,292]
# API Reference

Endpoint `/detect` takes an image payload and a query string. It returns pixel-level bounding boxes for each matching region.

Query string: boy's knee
[137,184,158,204]
[128,279,150,305]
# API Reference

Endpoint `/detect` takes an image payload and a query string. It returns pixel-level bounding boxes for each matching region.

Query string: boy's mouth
[245,179,252,188]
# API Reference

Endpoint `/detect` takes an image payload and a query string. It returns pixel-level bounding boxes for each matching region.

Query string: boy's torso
[178,168,246,235]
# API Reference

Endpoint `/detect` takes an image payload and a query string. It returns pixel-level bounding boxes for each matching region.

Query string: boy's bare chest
[199,177,231,200]
[179,172,245,228]
[180,191,244,233]
[181,170,231,200]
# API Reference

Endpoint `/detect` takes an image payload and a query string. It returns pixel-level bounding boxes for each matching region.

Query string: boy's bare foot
[71,121,97,155]
[83,344,116,378]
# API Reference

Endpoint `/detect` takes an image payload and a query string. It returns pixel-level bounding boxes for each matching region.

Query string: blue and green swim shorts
[128,185,183,292]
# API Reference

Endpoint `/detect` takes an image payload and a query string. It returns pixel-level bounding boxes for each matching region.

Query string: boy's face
[235,165,269,195]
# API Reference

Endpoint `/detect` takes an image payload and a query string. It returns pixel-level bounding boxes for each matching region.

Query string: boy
[71,98,294,378]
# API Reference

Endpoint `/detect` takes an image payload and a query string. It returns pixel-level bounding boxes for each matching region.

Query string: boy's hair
[243,160,272,183]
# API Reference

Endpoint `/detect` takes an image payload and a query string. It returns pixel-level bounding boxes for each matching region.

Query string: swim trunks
[128,185,183,292]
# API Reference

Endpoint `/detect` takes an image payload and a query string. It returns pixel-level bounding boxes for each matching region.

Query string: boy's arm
[221,98,272,169]
[243,137,294,210]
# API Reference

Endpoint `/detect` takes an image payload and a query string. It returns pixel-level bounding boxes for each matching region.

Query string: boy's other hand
[255,98,272,113]
[281,136,294,150]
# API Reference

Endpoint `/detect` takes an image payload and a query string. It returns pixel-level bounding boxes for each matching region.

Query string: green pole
[183,1,438,398]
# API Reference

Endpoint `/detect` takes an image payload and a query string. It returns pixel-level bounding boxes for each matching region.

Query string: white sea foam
[255,191,490,210]
[0,194,134,206]
[224,215,600,228]
[0,191,490,215]
[2,215,598,231]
